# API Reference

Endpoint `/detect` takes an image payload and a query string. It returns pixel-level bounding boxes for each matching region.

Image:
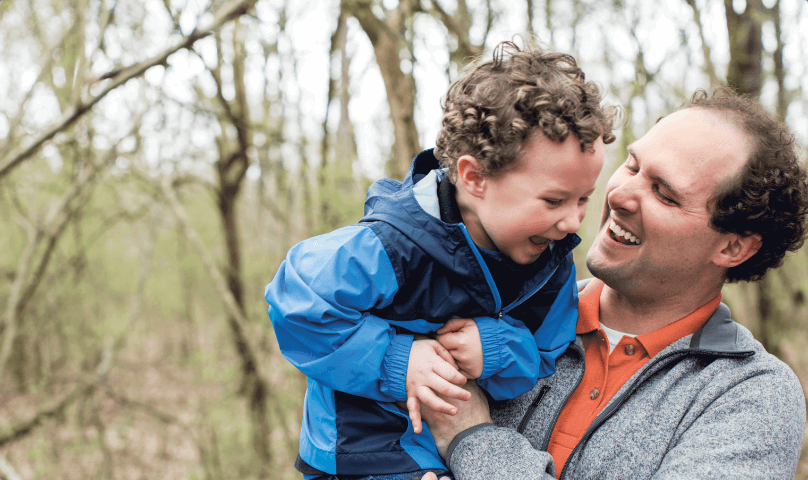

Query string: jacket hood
[361,148,445,227]
[361,149,580,264]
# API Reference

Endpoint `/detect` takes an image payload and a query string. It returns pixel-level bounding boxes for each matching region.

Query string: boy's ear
[456,155,486,199]
[713,233,761,269]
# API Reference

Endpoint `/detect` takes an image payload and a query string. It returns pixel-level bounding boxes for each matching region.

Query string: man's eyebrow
[626,145,681,198]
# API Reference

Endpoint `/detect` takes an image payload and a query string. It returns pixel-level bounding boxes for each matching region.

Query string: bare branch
[102,384,186,426]
[685,0,721,86]
[0,155,111,380]
[0,0,259,180]
[0,23,75,160]
[0,456,23,480]
[157,176,262,380]
[0,382,88,447]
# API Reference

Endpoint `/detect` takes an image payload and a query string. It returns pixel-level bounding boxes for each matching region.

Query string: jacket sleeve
[476,267,579,400]
[651,364,806,479]
[264,224,412,403]
[447,425,557,480]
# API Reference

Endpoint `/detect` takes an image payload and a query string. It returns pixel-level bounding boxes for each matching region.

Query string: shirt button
[590,389,600,400]
[625,344,635,355]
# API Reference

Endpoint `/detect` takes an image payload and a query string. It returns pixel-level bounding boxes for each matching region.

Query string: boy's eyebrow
[626,145,681,198]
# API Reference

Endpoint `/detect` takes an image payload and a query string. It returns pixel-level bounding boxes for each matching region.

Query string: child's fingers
[433,357,467,385]
[436,330,461,351]
[426,375,473,402]
[416,385,458,416]
[407,396,423,434]
[429,339,459,369]
[435,318,470,335]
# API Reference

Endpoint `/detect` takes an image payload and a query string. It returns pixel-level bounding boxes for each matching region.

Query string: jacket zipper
[517,385,551,433]
[499,264,560,317]
[457,224,564,318]
[512,344,585,447]
[557,348,754,479]
[539,343,586,451]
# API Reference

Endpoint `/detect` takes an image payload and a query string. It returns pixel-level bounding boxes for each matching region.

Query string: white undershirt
[599,322,637,354]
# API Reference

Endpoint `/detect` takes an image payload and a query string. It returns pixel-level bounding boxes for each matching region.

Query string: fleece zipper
[557,348,754,479]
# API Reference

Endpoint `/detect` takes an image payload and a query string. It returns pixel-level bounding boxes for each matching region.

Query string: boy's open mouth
[609,221,642,245]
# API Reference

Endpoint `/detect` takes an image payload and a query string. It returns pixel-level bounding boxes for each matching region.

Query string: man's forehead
[632,109,749,193]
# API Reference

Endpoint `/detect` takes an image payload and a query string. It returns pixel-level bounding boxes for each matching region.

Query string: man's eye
[653,185,677,205]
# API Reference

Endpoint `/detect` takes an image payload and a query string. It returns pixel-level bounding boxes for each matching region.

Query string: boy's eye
[544,198,563,207]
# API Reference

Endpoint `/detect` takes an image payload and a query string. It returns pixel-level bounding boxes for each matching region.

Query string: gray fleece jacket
[446,302,807,479]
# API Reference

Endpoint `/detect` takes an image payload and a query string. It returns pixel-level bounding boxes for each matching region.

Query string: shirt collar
[576,278,722,357]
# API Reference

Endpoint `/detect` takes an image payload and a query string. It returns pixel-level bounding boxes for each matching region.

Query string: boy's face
[462,133,605,265]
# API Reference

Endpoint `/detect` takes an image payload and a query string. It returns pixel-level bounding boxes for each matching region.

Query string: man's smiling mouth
[609,220,642,245]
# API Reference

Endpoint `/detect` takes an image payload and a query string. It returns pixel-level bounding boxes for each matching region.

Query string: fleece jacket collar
[575,278,750,354]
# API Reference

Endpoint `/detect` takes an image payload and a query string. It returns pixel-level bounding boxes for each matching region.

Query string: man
[421,88,808,479]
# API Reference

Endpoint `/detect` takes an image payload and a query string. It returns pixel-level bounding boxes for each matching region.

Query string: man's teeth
[610,221,641,245]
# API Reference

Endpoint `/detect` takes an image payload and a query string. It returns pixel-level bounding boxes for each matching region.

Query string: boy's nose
[556,204,584,234]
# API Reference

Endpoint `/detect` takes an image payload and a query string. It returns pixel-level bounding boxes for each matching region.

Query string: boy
[265,41,616,479]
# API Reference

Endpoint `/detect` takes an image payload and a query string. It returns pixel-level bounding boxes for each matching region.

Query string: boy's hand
[406,339,471,434]
[436,318,484,379]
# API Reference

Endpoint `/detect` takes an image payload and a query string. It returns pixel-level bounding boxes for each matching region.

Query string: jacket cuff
[444,423,495,463]
[381,334,414,401]
[476,317,502,380]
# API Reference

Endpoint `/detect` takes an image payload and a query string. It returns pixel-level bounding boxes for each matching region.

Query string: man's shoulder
[728,321,803,385]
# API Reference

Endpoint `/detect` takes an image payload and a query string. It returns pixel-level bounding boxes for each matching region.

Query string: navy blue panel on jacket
[265,148,581,476]
[362,150,579,333]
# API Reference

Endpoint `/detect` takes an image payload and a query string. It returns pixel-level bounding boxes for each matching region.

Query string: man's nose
[607,177,640,214]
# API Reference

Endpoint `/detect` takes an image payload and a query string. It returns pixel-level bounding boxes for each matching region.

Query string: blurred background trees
[0,0,806,478]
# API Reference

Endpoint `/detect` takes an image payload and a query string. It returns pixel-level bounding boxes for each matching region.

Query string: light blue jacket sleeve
[476,266,579,400]
[264,224,411,402]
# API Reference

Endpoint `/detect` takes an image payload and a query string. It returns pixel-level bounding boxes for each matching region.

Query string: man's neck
[598,283,723,336]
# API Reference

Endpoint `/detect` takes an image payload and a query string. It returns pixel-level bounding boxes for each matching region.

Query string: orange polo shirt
[546,279,722,477]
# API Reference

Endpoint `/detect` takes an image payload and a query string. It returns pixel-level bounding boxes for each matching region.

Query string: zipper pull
[498,311,503,318]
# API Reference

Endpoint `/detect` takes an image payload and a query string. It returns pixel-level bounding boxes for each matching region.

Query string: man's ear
[456,155,486,199]
[714,233,762,268]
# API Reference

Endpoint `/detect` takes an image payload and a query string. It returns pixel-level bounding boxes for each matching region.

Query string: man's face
[586,108,750,295]
[468,133,605,265]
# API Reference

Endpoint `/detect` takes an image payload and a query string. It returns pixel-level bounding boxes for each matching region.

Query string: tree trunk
[346,0,421,179]
[724,0,781,357]
[724,0,763,97]
[211,22,272,467]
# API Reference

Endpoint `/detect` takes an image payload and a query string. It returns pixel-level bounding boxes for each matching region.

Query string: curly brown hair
[434,41,617,182]
[687,88,808,283]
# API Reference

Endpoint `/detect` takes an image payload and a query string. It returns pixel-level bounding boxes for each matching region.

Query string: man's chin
[585,256,622,285]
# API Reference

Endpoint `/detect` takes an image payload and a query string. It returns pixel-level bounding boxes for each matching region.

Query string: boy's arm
[473,269,580,400]
[266,225,413,402]
[266,224,466,407]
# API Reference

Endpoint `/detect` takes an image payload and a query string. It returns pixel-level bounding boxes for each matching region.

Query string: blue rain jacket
[265,149,580,476]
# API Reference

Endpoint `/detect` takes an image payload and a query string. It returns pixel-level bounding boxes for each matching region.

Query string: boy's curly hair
[434,41,617,182]
[690,87,808,283]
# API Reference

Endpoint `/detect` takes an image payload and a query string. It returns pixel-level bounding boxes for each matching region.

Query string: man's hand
[421,381,492,457]
[436,318,484,379]
[406,339,472,434]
